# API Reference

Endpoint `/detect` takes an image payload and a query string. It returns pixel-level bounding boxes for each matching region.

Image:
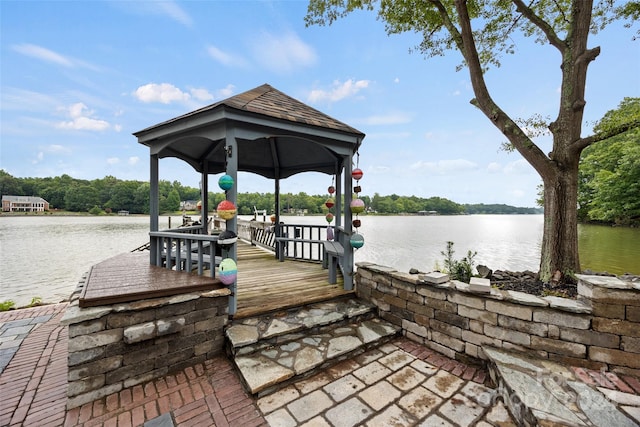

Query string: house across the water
[1,195,49,212]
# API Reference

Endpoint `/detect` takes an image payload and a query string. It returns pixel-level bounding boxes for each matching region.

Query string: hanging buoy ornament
[328,185,335,194]
[218,258,237,285]
[350,233,364,249]
[352,219,361,228]
[326,226,334,240]
[218,174,234,191]
[325,212,334,223]
[325,198,335,209]
[197,201,202,211]
[270,214,277,224]
[350,198,365,214]
[352,168,363,181]
[216,200,237,220]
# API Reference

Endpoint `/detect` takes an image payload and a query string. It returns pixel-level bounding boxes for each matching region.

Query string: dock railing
[149,225,220,277]
[237,219,333,263]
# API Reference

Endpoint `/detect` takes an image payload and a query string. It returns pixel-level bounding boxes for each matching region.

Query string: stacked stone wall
[61,289,230,409]
[356,263,639,377]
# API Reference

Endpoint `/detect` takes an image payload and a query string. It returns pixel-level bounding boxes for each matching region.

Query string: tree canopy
[306,0,640,282]
[579,97,640,225]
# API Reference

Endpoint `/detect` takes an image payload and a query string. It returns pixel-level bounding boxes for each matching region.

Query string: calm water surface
[1,214,638,307]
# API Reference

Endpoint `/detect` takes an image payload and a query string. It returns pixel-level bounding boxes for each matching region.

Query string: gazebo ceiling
[134,84,365,179]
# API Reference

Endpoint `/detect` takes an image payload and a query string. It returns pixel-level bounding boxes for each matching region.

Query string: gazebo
[134,84,365,315]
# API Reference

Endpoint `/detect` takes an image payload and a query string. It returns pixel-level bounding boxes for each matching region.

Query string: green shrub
[440,241,477,282]
[28,296,42,307]
[0,300,15,311]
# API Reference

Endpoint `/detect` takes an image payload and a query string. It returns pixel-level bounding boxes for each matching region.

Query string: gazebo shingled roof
[135,84,365,179]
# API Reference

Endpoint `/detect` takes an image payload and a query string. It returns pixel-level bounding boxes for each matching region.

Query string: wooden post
[226,126,238,316]
[201,163,209,235]
[150,154,159,265]
[343,155,353,290]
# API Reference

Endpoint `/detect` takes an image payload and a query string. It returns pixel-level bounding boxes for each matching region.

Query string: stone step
[232,316,400,397]
[483,346,639,427]
[225,298,378,357]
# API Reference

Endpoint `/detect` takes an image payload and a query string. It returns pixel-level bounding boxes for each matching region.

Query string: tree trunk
[539,154,581,284]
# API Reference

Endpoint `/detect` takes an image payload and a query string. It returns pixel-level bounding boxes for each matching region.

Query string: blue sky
[1,1,638,207]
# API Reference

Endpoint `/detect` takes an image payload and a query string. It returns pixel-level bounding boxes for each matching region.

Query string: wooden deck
[79,252,221,308]
[79,241,352,316]
[235,242,352,318]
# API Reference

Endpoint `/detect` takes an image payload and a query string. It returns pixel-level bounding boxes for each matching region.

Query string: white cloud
[128,157,140,166]
[133,83,191,104]
[252,31,317,73]
[33,151,44,164]
[156,1,192,27]
[308,79,370,103]
[368,165,391,174]
[487,162,502,173]
[56,102,110,131]
[190,87,214,102]
[113,1,192,27]
[46,144,71,154]
[114,124,123,132]
[504,159,532,175]
[12,44,100,71]
[12,43,73,67]
[410,159,478,174]
[394,78,400,83]
[206,45,248,68]
[107,157,120,165]
[216,84,235,99]
[360,112,412,126]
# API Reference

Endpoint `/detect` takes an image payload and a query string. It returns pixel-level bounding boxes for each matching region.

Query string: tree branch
[512,0,566,51]
[573,118,640,151]
[455,0,551,176]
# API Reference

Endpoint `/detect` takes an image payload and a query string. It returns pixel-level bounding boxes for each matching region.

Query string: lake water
[1,215,638,308]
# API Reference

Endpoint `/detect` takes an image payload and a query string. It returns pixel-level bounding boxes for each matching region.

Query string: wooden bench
[323,241,344,284]
[161,241,221,276]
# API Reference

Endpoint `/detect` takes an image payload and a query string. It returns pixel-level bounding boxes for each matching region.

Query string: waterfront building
[1,195,49,212]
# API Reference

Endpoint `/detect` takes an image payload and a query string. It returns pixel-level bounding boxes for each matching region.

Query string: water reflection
[579,223,640,275]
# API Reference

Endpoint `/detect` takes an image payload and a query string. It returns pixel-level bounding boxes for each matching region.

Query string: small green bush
[89,206,103,215]
[441,241,477,282]
[0,300,16,311]
[28,296,42,307]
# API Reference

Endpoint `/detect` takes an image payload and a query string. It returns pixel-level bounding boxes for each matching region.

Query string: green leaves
[579,98,640,225]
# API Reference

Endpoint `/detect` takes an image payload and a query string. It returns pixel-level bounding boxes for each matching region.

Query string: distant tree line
[1,170,544,216]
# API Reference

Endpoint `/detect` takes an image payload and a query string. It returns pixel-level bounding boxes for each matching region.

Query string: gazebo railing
[149,228,220,277]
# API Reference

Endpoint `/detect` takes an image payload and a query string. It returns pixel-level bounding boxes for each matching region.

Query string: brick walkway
[2,303,639,426]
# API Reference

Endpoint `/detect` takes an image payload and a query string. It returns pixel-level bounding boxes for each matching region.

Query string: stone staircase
[225,297,401,397]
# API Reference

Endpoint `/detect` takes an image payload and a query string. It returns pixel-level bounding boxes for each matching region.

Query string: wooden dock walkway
[235,242,351,318]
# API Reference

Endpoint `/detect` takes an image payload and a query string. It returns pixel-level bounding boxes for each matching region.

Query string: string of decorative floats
[215,158,366,286]
[216,174,238,286]
[325,156,365,249]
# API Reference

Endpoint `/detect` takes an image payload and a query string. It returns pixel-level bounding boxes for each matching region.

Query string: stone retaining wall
[356,263,640,377]
[61,282,230,409]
